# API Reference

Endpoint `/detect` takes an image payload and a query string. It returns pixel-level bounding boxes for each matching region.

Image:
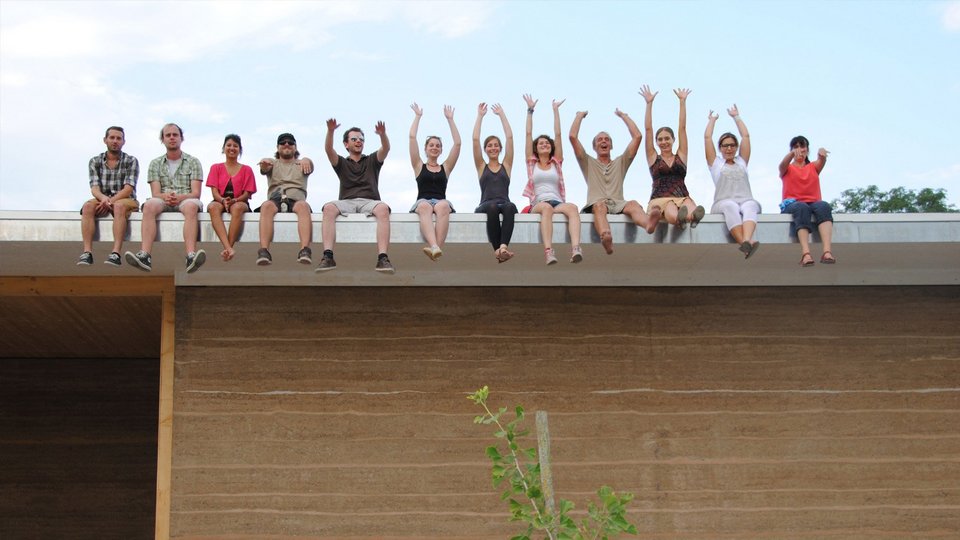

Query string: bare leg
[729,224,745,244]
[434,201,452,247]
[259,202,277,249]
[372,203,390,254]
[742,221,757,244]
[140,199,162,254]
[797,228,814,265]
[80,201,97,253]
[622,200,651,233]
[535,203,555,251]
[558,203,580,247]
[592,202,613,254]
[416,202,438,248]
[208,202,231,259]
[293,201,312,249]
[226,203,248,247]
[322,204,339,251]
[181,203,199,254]
[818,221,833,257]
[111,205,130,254]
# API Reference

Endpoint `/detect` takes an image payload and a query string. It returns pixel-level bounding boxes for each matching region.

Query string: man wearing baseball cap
[255,133,315,265]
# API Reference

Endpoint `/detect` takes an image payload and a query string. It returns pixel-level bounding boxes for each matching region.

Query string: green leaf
[485,446,502,459]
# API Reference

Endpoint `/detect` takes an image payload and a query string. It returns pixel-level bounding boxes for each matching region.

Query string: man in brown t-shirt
[318,119,394,274]
[255,133,314,266]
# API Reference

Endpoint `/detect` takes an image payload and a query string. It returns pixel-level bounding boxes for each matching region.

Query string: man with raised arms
[318,119,394,274]
[569,109,658,254]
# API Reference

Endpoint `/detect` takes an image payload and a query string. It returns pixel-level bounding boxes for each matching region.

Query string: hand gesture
[300,157,314,175]
[727,104,740,117]
[443,104,455,119]
[817,148,830,159]
[410,103,423,117]
[674,88,692,101]
[614,108,627,119]
[708,110,719,120]
[491,103,505,116]
[639,84,658,103]
[222,197,232,210]
[523,94,538,110]
[95,199,112,217]
[477,102,488,116]
[326,118,340,131]
[163,192,178,206]
[552,98,565,111]
[576,110,589,119]
[374,121,386,136]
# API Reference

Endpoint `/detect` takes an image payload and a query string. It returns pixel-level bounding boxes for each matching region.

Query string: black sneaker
[297,246,313,264]
[315,254,336,273]
[125,250,152,272]
[76,251,93,266]
[104,252,122,267]
[256,248,272,266]
[375,255,396,274]
[186,249,206,273]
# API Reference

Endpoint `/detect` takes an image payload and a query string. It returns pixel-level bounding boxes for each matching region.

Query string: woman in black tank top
[472,102,518,263]
[409,103,462,261]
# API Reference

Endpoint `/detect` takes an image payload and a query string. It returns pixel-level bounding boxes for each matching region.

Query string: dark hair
[424,136,442,151]
[343,127,364,144]
[159,123,183,140]
[655,126,675,141]
[483,135,501,149]
[532,135,555,159]
[104,126,125,138]
[790,135,811,164]
[718,132,738,148]
[222,134,243,156]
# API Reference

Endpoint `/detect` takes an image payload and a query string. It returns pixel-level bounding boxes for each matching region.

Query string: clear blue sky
[2,0,958,213]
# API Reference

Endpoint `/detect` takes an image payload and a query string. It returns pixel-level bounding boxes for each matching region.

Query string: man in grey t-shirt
[255,133,315,266]
[569,109,658,255]
[318,118,394,274]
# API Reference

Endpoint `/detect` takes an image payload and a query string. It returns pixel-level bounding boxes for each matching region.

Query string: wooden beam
[0,276,173,297]
[154,288,175,540]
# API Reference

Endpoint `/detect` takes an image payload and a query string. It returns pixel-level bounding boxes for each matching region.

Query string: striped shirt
[148,151,203,194]
[88,151,139,198]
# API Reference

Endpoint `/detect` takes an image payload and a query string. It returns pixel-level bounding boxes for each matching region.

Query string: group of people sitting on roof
[78,89,837,275]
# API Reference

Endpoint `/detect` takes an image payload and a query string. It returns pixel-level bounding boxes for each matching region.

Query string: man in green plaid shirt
[125,123,206,273]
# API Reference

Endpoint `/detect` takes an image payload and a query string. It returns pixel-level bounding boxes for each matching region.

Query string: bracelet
[527,108,534,114]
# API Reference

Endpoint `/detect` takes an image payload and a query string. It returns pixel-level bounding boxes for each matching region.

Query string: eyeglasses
[720,143,738,149]
[279,140,296,146]
[349,137,364,143]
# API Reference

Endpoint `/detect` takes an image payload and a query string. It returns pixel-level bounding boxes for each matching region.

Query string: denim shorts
[782,200,833,232]
[409,198,455,213]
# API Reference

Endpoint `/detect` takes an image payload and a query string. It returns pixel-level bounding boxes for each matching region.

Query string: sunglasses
[279,140,296,146]
[720,143,738,149]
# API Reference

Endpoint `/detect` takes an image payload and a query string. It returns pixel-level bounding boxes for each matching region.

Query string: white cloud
[942,1,960,31]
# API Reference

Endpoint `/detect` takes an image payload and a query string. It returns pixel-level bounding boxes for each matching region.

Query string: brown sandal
[799,252,814,267]
[820,251,836,264]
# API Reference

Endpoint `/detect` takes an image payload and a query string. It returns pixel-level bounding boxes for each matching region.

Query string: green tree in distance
[832,185,958,213]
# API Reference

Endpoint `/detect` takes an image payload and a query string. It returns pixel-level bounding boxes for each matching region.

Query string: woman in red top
[206,134,256,262]
[778,135,835,266]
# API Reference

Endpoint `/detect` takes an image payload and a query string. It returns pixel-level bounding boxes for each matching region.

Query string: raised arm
[616,108,642,160]
[778,149,796,178]
[728,104,750,164]
[472,102,487,174]
[568,110,588,162]
[409,103,424,173]
[492,103,514,176]
[523,94,537,162]
[675,88,691,163]
[375,121,390,163]
[442,105,462,175]
[704,110,719,165]
[324,118,340,168]
[639,85,658,166]
[552,99,565,161]
[814,147,829,173]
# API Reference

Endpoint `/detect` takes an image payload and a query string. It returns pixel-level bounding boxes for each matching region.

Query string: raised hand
[552,98,565,110]
[614,108,627,119]
[639,84,658,103]
[374,121,386,135]
[818,148,830,158]
[410,103,423,116]
[523,94,538,110]
[491,103,505,116]
[443,104,455,119]
[727,104,740,117]
[326,118,340,131]
[576,110,589,119]
[477,102,488,116]
[674,88,692,100]
[708,110,719,120]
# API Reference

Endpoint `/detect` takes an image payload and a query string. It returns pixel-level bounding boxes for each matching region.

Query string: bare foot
[645,207,662,234]
[498,246,514,263]
[600,231,614,254]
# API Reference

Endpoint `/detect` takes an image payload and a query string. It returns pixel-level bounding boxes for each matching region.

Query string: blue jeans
[782,200,833,233]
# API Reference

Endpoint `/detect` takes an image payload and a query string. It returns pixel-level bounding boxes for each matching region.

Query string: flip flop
[799,252,814,267]
[745,241,760,260]
[820,251,836,264]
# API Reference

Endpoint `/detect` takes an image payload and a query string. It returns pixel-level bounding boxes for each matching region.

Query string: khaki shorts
[648,197,689,219]
[144,197,204,213]
[82,197,139,215]
[326,198,389,215]
[583,198,629,214]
